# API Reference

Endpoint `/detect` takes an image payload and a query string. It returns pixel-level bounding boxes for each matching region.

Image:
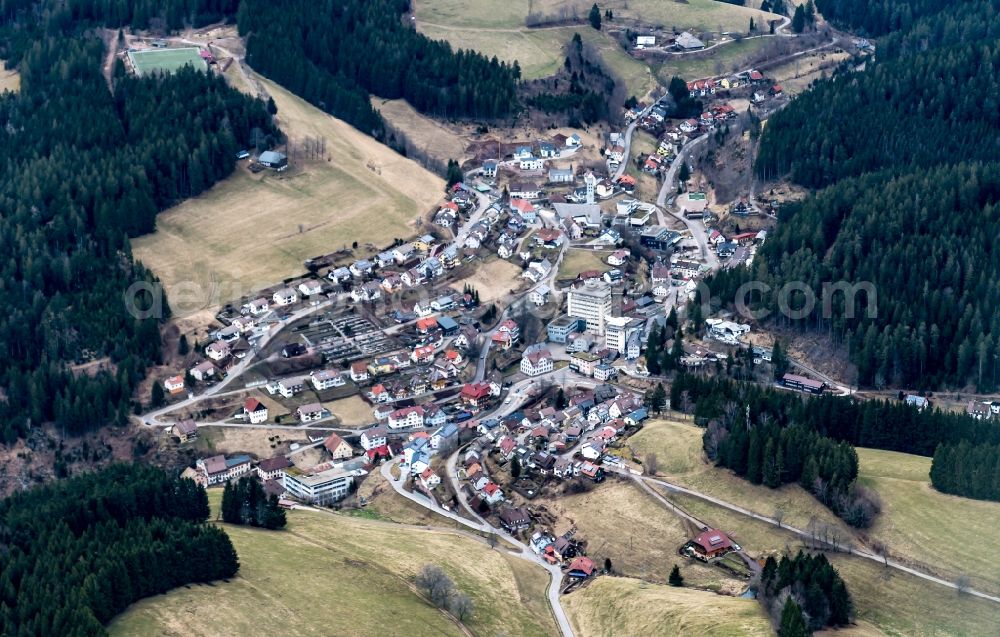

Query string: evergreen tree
[771,340,789,380]
[791,4,806,32]
[178,334,189,355]
[779,598,809,637]
[589,3,602,29]
[151,382,166,408]
[445,159,463,188]
[511,457,522,479]
[669,564,684,586]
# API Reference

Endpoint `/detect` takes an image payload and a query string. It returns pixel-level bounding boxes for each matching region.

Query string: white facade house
[529,284,551,306]
[278,377,305,398]
[296,402,326,422]
[272,288,298,306]
[605,316,642,354]
[388,406,425,429]
[311,369,345,391]
[244,398,268,424]
[298,280,323,297]
[521,345,554,376]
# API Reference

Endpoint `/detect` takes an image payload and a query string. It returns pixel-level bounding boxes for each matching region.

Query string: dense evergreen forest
[760,552,852,634]
[672,373,1000,521]
[0,464,238,635]
[237,0,521,138]
[930,441,1000,502]
[0,28,275,444]
[709,0,1000,392]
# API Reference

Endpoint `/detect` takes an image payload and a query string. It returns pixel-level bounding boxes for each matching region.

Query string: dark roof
[498,507,531,527]
[174,419,197,435]
[258,456,292,472]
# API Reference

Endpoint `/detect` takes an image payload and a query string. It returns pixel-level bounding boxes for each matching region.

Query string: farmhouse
[196,454,253,486]
[567,556,597,578]
[258,150,288,171]
[689,529,735,560]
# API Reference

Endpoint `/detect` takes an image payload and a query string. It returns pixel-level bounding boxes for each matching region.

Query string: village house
[190,360,216,382]
[257,456,292,482]
[248,297,270,314]
[499,507,532,533]
[509,181,541,199]
[360,425,389,451]
[172,419,198,443]
[163,375,185,395]
[521,344,554,376]
[296,402,325,423]
[278,377,305,398]
[311,369,345,391]
[350,361,370,382]
[318,432,352,460]
[419,468,441,490]
[272,287,298,306]
[298,280,324,297]
[244,397,268,424]
[388,405,425,429]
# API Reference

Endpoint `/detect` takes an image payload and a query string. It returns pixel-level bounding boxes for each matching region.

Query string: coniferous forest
[0,0,278,445]
[0,465,239,636]
[709,0,1000,393]
[237,0,521,138]
[0,35,276,445]
[760,552,852,634]
[930,441,1000,502]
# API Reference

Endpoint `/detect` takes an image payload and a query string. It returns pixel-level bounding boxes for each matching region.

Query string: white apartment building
[567,279,613,335]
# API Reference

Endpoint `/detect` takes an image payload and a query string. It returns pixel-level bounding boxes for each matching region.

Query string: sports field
[128,47,207,76]
[132,74,443,313]
[108,499,559,637]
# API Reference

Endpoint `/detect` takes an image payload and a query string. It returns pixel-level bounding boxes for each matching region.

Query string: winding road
[380,460,576,637]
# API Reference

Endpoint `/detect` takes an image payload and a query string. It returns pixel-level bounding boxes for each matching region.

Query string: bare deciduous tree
[416,564,454,607]
[449,591,475,622]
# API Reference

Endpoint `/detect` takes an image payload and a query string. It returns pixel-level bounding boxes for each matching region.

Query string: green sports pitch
[127,47,207,76]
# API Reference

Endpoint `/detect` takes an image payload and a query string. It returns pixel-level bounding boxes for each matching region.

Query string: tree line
[761,552,852,635]
[221,476,287,528]
[671,372,1000,523]
[930,440,1000,502]
[0,33,276,445]
[0,464,239,636]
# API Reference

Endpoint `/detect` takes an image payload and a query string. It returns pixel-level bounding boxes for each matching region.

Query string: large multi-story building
[282,467,355,505]
[567,280,613,335]
[605,316,643,354]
